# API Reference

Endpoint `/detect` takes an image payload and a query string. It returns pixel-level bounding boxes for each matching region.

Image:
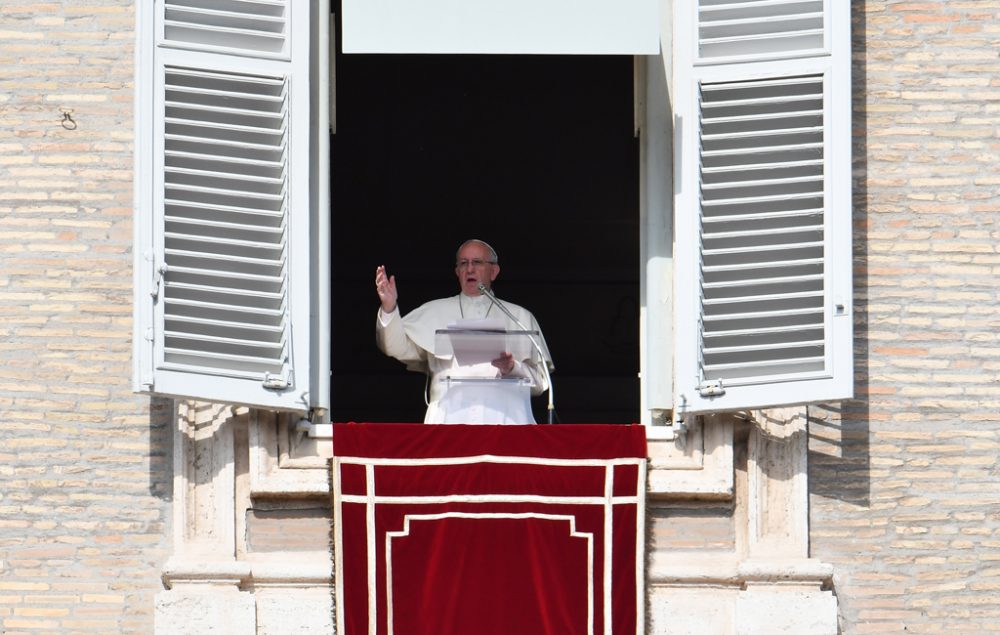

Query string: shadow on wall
[807,1,871,509]
[148,396,174,501]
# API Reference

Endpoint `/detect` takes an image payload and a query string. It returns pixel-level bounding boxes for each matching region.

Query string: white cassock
[376,293,553,424]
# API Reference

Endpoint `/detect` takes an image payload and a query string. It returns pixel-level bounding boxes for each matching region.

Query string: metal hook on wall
[59,108,77,130]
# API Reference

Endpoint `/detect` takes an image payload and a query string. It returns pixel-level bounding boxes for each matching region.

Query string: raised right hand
[375,265,398,313]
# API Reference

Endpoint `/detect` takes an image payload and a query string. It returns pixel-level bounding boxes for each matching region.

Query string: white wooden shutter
[672,0,852,414]
[135,1,323,412]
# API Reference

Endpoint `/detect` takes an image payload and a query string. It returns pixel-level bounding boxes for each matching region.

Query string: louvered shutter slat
[703,106,824,124]
[704,337,824,355]
[704,322,821,338]
[703,356,825,376]
[700,10,823,31]
[165,6,285,27]
[698,0,826,60]
[164,162,282,179]
[165,287,285,311]
[699,28,824,50]
[703,158,824,174]
[167,313,285,334]
[703,208,822,224]
[165,201,285,220]
[167,280,285,300]
[166,82,285,103]
[164,107,286,130]
[162,27,285,49]
[166,184,284,202]
[704,287,823,304]
[165,330,285,350]
[702,305,823,322]
[163,1,289,57]
[702,259,824,276]
[162,350,286,374]
[702,241,824,257]
[165,184,284,200]
[702,142,823,159]
[164,248,284,268]
[703,191,822,209]
[703,224,821,240]
[704,273,823,292]
[167,149,283,170]
[165,217,285,237]
[164,118,286,140]
[164,298,284,318]
[702,175,824,191]
[164,130,285,152]
[165,228,286,249]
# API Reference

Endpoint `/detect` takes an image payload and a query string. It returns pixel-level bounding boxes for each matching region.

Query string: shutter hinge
[262,372,291,391]
[697,379,725,397]
[672,404,688,445]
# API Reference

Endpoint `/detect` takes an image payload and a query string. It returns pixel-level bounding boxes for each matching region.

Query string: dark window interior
[330,46,639,423]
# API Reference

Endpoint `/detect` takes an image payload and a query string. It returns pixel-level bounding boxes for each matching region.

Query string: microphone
[477,283,556,424]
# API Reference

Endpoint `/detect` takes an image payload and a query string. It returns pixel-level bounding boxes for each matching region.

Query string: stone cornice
[162,556,333,589]
[648,554,834,588]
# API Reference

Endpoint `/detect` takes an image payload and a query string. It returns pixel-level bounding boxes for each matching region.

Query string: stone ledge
[248,555,333,586]
[739,558,833,585]
[648,554,833,587]
[162,556,332,589]
[161,558,252,588]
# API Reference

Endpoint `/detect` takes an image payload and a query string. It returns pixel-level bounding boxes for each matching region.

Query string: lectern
[433,326,549,424]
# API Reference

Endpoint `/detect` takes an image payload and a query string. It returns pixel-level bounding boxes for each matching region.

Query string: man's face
[455,242,499,296]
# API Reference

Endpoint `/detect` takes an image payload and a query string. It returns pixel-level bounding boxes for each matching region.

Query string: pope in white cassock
[375,239,553,424]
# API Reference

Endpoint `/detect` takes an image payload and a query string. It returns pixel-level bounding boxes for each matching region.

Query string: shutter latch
[150,263,168,300]
[697,379,725,397]
[263,372,291,391]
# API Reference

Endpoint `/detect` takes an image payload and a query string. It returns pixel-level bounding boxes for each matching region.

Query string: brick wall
[0,2,171,633]
[809,1,1000,633]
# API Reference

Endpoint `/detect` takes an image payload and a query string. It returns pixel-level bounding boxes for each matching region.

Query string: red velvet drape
[332,424,647,635]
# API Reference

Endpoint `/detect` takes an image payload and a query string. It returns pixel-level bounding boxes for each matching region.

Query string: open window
[134,0,852,426]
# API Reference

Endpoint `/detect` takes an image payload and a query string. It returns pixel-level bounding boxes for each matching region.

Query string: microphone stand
[477,284,556,424]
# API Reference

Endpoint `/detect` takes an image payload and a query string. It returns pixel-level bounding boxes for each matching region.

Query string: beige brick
[12,607,70,617]
[2,618,61,629]
[81,594,125,604]
[0,582,49,592]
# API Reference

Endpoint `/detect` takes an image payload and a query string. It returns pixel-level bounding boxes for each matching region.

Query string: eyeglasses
[456,259,496,268]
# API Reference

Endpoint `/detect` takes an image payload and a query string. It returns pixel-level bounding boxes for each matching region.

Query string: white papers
[447,318,505,332]
[435,320,538,366]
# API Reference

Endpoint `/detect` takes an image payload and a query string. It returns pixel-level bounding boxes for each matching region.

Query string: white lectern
[434,327,545,425]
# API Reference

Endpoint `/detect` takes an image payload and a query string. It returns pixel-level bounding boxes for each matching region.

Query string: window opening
[329,52,640,423]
